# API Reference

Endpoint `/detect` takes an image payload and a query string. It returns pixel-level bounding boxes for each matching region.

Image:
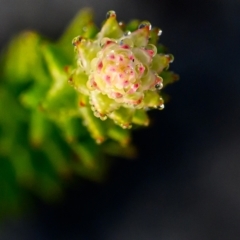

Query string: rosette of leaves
[0,9,177,217]
[70,10,178,129]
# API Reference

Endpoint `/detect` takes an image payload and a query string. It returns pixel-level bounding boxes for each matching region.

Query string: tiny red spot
[129,55,134,60]
[114,92,123,98]
[79,101,85,107]
[92,81,97,88]
[146,49,154,56]
[106,40,113,45]
[123,80,129,87]
[133,83,139,89]
[138,65,145,73]
[121,44,130,49]
[63,66,69,73]
[98,61,103,70]
[105,75,111,83]
[109,54,115,60]
[136,98,143,104]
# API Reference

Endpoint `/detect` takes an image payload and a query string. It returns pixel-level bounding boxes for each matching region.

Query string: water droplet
[121,123,132,129]
[156,28,162,36]
[155,83,163,90]
[106,10,116,19]
[157,104,164,110]
[154,75,163,90]
[119,37,133,47]
[119,21,125,28]
[100,38,115,47]
[124,31,131,36]
[72,36,82,46]
[138,21,152,30]
[100,115,107,121]
[166,54,174,63]
[145,44,157,57]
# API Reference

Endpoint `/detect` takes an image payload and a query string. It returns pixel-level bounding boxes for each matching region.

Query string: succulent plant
[70,10,178,130]
[0,9,177,216]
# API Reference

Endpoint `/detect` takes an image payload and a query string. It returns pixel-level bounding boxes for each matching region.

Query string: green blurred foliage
[0,9,135,218]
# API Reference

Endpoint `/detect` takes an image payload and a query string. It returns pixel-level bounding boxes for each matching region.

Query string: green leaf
[57,8,98,62]
[2,31,42,84]
[160,71,179,87]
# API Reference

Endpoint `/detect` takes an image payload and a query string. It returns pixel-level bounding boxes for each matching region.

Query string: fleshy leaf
[70,10,177,128]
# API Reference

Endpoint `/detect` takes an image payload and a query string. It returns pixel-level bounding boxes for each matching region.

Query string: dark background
[1,0,240,239]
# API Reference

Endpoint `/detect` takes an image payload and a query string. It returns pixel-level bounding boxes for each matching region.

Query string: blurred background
[0,0,240,239]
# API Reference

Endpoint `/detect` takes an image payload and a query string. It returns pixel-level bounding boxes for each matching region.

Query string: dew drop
[145,44,157,57]
[72,36,82,46]
[100,38,115,47]
[106,10,116,19]
[119,37,133,47]
[119,21,125,28]
[124,31,131,36]
[155,83,163,90]
[157,104,164,110]
[100,115,107,121]
[166,54,174,63]
[121,123,132,129]
[138,21,152,30]
[156,28,162,36]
